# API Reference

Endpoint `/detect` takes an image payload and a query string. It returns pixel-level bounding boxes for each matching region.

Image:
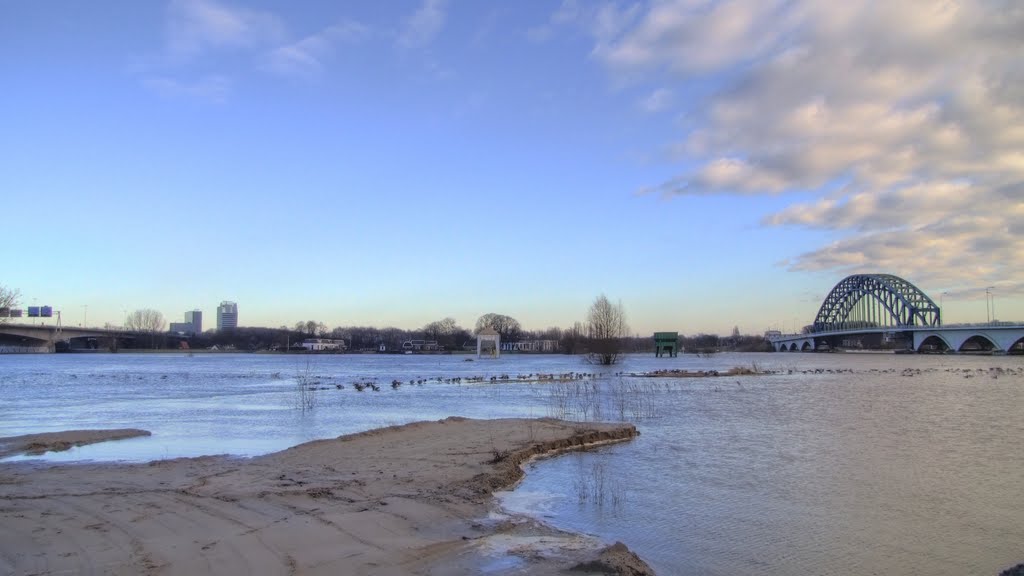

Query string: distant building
[169,322,194,334]
[500,340,560,353]
[217,301,238,330]
[401,339,441,351]
[169,309,203,335]
[300,338,346,351]
[185,310,203,333]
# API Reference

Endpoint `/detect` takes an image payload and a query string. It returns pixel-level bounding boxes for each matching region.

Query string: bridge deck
[770,324,1024,353]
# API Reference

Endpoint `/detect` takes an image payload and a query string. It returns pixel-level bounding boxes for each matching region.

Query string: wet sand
[0,418,652,575]
[0,428,151,458]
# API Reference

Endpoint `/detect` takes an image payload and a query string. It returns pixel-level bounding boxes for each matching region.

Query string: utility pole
[985,287,994,323]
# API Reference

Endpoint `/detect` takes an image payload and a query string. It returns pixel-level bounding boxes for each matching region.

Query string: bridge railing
[934,321,1024,328]
[770,321,1024,341]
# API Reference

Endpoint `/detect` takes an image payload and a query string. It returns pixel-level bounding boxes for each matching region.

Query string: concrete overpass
[0,323,131,353]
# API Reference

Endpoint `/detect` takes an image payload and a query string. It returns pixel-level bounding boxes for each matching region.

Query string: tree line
[6,289,768,355]
[131,303,632,355]
[113,307,769,355]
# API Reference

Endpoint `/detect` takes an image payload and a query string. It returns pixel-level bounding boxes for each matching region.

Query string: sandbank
[0,428,152,459]
[0,417,652,575]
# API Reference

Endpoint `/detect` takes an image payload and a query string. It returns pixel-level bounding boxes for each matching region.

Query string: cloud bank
[573,0,1024,296]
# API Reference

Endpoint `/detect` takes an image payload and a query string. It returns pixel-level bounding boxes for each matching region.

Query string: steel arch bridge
[813,274,941,332]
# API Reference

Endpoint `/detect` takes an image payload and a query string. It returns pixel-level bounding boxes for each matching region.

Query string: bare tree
[560,321,585,355]
[474,313,522,342]
[0,285,19,324]
[422,317,466,349]
[539,326,563,341]
[585,294,628,365]
[422,316,459,337]
[125,309,166,333]
[295,359,318,413]
[125,308,166,348]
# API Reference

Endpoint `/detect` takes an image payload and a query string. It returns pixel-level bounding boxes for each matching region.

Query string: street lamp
[939,292,948,326]
[985,287,996,323]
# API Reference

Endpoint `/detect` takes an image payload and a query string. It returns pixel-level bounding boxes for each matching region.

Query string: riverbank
[0,418,651,575]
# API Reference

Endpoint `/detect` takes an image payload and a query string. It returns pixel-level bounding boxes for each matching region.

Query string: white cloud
[398,0,447,49]
[574,0,1024,295]
[763,181,980,231]
[266,21,370,78]
[638,88,672,113]
[640,157,788,196]
[529,0,640,45]
[146,0,284,100]
[594,0,794,73]
[148,2,374,96]
[166,0,283,59]
[787,218,1024,297]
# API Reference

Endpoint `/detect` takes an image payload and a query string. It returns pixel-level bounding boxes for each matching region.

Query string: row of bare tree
[0,283,765,357]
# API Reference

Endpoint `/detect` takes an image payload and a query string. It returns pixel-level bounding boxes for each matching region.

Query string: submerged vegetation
[294,360,319,413]
[573,459,626,509]
[546,380,663,422]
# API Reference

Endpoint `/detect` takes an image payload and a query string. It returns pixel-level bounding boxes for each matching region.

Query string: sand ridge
[0,428,152,459]
[0,417,652,575]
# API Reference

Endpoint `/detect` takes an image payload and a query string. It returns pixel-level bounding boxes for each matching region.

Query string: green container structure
[654,332,678,357]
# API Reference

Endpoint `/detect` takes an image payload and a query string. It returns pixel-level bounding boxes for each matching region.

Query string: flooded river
[1,352,1021,574]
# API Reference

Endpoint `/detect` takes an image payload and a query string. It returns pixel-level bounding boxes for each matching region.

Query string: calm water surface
[1,352,1022,575]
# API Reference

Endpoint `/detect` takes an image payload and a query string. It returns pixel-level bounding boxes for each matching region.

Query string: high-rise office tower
[185,309,203,333]
[217,301,238,330]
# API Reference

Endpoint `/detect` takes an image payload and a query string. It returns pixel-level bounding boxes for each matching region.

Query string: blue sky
[2,0,1021,334]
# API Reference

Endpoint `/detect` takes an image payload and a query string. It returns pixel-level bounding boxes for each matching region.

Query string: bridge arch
[1010,337,1024,354]
[916,334,951,353]
[801,341,812,351]
[958,334,998,353]
[814,274,940,332]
